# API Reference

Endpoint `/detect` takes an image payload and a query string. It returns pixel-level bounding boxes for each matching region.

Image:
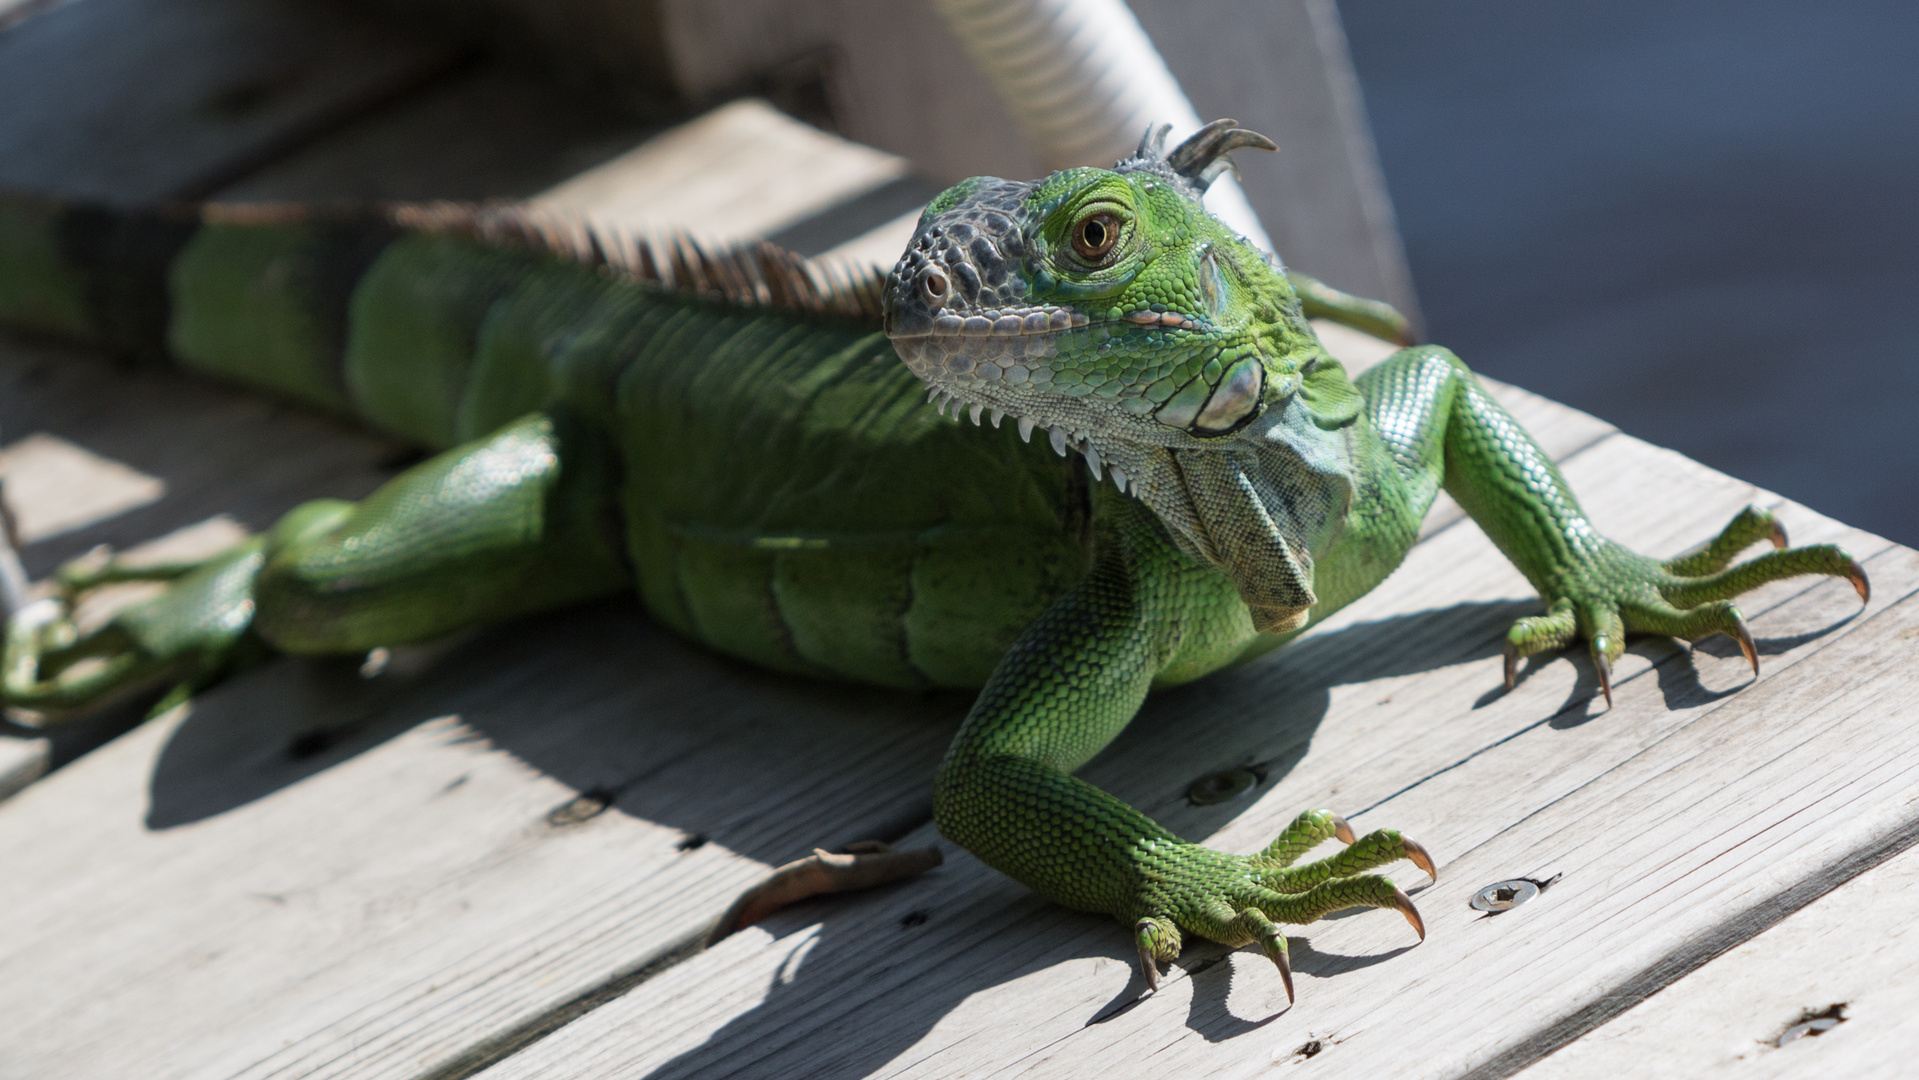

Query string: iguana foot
[1131,809,1434,1001]
[4,539,265,719]
[1502,506,1869,706]
[709,841,944,944]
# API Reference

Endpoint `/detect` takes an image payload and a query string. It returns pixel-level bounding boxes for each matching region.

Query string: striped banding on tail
[0,191,889,392]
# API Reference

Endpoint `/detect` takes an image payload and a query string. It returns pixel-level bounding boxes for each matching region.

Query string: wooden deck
[2,2,1915,1078]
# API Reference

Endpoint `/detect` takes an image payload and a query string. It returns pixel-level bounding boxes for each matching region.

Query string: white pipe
[931,0,1276,256]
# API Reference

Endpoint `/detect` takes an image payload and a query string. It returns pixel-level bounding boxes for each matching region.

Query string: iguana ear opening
[1166,120,1278,189]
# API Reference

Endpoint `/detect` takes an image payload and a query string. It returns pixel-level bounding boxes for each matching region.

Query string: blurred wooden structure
[1,1,1915,1077]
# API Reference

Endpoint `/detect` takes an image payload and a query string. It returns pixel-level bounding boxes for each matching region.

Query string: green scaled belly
[613,315,1094,689]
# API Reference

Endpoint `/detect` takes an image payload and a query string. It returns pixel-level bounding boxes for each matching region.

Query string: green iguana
[0,121,1867,1001]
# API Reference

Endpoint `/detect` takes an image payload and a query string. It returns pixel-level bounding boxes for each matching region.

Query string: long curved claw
[1592,643,1614,709]
[1847,559,1871,604]
[1259,927,1295,1004]
[1137,939,1162,993]
[1331,813,1356,845]
[1392,886,1426,941]
[1768,519,1789,549]
[1402,837,1438,883]
[1134,915,1180,994]
[1500,600,1576,695]
[1730,614,1759,678]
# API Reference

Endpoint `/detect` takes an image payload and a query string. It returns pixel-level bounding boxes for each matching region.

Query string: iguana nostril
[922,268,949,307]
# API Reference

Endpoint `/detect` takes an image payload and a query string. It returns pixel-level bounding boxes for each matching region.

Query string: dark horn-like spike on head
[1165,119,1278,189]
[1136,122,1174,162]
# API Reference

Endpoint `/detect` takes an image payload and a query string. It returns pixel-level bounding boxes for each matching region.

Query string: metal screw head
[1188,767,1259,805]
[1471,878,1540,912]
[1778,1017,1841,1046]
[1777,1004,1847,1047]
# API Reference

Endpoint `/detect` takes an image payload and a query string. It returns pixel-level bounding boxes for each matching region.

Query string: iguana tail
[0,190,885,444]
[0,191,203,359]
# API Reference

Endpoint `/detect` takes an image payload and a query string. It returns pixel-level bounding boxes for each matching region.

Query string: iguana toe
[1591,641,1614,708]
[1847,559,1871,603]
[1390,885,1426,940]
[1497,505,1868,704]
[1260,925,1296,1004]
[1731,611,1759,676]
[1401,836,1438,882]
[1134,915,1181,992]
[1125,809,1432,1000]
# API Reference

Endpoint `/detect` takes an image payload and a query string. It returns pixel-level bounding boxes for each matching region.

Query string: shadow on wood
[380,600,1533,1078]
[121,589,1584,1076]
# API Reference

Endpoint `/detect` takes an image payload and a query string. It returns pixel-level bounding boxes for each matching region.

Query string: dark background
[1341,0,1919,546]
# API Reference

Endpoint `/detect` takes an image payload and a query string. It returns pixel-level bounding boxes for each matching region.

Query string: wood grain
[215,65,662,205]
[0,601,966,1080]
[1531,839,1919,1078]
[0,733,46,800]
[0,0,457,203]
[530,99,910,246]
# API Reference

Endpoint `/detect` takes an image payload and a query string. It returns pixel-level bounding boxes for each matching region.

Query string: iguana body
[0,124,1866,998]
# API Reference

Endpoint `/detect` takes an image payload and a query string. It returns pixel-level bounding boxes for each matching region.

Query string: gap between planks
[1528,838,1919,1078]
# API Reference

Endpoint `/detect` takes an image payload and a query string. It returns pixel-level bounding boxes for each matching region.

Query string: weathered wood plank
[469,435,1914,1080]
[0,604,963,1080]
[530,99,910,246]
[0,732,46,799]
[215,64,663,204]
[0,432,165,545]
[1529,839,1919,1078]
[0,0,457,202]
[0,337,399,580]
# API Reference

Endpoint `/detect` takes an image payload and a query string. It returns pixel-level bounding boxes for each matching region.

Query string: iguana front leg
[1357,346,1869,704]
[935,492,1433,997]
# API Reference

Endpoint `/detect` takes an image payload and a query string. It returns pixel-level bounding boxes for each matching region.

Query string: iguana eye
[1071,212,1120,261]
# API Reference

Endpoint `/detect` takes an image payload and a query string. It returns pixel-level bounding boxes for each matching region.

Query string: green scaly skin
[0,124,1868,1000]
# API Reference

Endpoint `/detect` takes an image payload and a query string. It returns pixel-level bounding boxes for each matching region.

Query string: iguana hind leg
[3,410,630,717]
[253,409,629,653]
[4,540,268,719]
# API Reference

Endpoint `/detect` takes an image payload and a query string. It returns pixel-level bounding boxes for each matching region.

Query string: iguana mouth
[882,308,1126,495]
[892,302,1090,340]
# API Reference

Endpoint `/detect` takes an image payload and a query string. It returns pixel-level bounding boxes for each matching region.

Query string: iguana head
[883,121,1366,634]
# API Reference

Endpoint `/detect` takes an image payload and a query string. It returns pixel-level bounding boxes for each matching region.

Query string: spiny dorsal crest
[386,202,888,322]
[189,199,887,323]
